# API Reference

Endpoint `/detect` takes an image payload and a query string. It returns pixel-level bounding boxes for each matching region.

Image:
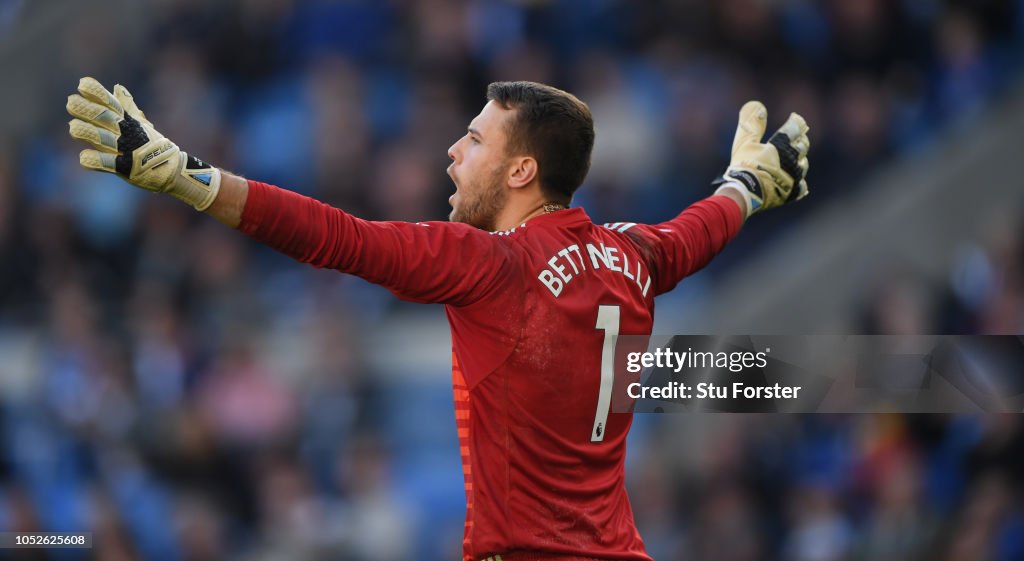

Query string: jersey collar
[519,207,590,228]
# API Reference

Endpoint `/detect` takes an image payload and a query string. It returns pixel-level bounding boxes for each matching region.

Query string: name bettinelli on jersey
[538,242,651,298]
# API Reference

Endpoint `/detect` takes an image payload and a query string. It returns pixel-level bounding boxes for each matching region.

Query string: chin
[450,209,489,231]
[450,210,472,227]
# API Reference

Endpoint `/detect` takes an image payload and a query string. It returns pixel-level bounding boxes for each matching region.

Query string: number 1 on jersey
[592,305,620,442]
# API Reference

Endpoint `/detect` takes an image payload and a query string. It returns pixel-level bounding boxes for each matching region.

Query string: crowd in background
[1,0,1024,560]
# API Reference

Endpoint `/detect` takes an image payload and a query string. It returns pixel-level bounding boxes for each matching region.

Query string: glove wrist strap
[166,153,222,211]
[712,170,762,218]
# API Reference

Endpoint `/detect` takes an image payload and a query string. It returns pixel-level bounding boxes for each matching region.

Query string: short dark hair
[486,81,595,204]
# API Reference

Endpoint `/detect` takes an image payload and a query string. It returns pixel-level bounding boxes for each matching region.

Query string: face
[447,100,513,231]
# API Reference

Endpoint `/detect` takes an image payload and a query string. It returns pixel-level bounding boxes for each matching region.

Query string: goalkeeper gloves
[713,101,810,218]
[66,77,221,211]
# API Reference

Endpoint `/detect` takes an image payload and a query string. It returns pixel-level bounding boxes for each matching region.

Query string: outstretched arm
[630,100,811,294]
[66,77,517,306]
[233,178,517,306]
[629,194,745,296]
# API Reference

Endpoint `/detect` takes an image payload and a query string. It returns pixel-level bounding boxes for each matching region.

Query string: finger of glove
[77,77,123,117]
[67,95,121,133]
[791,133,810,158]
[68,119,119,153]
[776,112,809,142]
[79,149,118,174]
[732,101,768,155]
[767,132,804,183]
[795,179,809,201]
[113,84,152,125]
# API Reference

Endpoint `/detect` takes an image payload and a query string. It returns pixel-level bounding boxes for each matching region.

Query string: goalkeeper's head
[446,81,595,231]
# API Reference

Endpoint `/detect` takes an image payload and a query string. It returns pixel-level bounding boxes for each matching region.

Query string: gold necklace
[542,203,568,214]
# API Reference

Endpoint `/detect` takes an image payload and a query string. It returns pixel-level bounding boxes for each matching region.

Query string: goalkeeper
[67,77,809,561]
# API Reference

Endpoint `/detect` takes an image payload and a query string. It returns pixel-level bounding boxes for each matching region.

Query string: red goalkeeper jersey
[239,180,743,561]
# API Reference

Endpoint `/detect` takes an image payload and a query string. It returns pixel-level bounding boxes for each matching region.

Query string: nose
[447,138,461,162]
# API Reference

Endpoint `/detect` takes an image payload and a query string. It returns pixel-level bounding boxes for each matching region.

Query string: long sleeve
[238,180,517,306]
[627,195,743,296]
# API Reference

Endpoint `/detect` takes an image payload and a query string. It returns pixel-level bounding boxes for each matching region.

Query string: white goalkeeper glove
[712,101,810,218]
[66,76,221,211]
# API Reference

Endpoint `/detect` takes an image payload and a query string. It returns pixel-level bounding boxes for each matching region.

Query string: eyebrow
[468,127,483,139]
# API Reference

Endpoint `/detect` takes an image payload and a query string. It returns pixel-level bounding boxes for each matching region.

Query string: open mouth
[447,166,458,206]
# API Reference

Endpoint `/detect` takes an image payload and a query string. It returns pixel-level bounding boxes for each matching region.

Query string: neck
[493,199,567,231]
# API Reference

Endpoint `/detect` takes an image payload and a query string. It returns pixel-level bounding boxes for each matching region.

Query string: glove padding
[66,77,221,211]
[713,101,810,218]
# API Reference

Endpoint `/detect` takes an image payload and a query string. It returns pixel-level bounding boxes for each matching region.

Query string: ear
[507,156,538,189]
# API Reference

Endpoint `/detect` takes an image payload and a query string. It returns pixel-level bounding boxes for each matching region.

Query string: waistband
[478,553,625,561]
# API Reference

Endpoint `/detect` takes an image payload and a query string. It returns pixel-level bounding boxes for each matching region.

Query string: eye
[470,136,480,144]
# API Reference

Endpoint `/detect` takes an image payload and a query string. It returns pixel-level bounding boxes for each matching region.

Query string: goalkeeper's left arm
[66,77,515,305]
